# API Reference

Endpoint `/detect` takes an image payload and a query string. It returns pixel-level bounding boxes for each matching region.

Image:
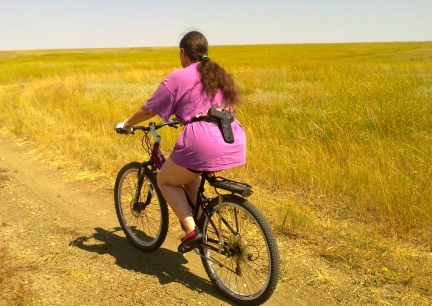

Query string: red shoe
[178,227,202,253]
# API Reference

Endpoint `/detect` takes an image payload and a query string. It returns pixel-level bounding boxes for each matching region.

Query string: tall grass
[0,43,431,240]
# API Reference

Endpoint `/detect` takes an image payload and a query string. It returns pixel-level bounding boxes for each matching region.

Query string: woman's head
[179,31,240,105]
[179,31,208,63]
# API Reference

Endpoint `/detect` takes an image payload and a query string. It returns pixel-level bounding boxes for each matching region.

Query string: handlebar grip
[115,127,134,134]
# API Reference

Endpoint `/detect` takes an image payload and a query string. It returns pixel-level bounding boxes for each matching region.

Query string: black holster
[207,108,235,144]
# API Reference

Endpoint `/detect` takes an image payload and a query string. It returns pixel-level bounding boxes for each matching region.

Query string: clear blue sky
[1,0,431,51]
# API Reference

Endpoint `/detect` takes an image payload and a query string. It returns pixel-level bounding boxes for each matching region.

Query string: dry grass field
[1,42,431,305]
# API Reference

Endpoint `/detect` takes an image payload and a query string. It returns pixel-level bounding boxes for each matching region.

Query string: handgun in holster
[207,107,235,144]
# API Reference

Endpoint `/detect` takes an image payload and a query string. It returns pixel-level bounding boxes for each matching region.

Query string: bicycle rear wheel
[114,162,168,251]
[198,195,280,306]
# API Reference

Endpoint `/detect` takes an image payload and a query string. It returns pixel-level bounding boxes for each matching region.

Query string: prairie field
[1,42,431,304]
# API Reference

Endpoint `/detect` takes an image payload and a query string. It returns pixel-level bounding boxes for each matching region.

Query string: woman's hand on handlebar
[115,120,133,134]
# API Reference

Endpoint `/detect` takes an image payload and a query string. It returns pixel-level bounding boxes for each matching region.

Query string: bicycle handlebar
[134,118,180,132]
[115,118,180,134]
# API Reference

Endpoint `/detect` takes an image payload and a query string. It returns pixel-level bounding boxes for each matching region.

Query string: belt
[191,116,234,125]
[191,115,235,144]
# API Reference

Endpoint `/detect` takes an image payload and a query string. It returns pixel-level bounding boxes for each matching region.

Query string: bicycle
[114,118,280,305]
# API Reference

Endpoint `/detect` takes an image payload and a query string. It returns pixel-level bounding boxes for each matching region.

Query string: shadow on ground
[70,227,231,303]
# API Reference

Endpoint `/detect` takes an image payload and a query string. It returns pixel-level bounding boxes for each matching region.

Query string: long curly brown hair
[179,31,240,105]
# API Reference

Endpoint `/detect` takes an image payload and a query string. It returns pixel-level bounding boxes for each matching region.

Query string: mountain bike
[114,118,280,305]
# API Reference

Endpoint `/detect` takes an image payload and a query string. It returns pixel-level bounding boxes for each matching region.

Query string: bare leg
[183,177,201,206]
[157,157,201,234]
[184,177,202,219]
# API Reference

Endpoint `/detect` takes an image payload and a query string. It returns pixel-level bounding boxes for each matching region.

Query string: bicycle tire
[198,195,280,305]
[114,162,168,251]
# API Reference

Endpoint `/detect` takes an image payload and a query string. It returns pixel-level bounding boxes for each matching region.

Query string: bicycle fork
[133,166,152,211]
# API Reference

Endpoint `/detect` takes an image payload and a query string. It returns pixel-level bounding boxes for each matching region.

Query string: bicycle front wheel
[198,195,280,306]
[114,162,168,251]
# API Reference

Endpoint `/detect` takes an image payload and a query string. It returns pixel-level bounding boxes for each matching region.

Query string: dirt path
[0,134,309,306]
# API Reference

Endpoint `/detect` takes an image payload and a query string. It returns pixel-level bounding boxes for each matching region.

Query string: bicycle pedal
[178,244,195,254]
[178,228,202,254]
[178,240,201,254]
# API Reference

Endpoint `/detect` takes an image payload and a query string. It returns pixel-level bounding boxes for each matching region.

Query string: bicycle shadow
[70,227,231,303]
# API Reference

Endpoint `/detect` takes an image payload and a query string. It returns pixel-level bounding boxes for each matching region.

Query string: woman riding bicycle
[116,31,246,252]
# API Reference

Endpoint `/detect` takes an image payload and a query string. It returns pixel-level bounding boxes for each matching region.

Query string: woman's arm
[123,105,156,129]
[119,79,173,131]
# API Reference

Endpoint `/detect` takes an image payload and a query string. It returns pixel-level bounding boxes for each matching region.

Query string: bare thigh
[157,157,201,233]
[157,157,201,187]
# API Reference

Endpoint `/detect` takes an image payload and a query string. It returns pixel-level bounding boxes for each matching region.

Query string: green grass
[1,42,432,304]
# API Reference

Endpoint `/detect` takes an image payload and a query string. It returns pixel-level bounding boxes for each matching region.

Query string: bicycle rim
[114,162,168,251]
[199,195,279,305]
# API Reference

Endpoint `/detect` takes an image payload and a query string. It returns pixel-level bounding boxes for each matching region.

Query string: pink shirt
[144,63,246,171]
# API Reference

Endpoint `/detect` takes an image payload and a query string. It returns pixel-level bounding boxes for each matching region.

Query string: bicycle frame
[134,121,200,213]
[134,120,253,255]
